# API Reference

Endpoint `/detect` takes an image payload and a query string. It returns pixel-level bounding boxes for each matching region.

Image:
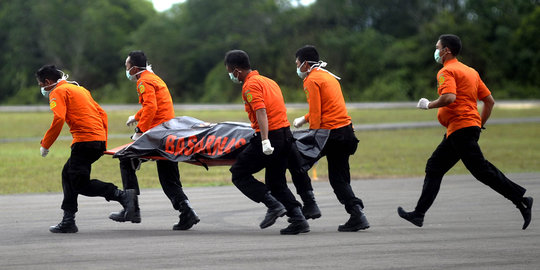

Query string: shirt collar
[244,70,258,83]
[140,69,151,77]
[443,58,459,67]
[56,80,68,86]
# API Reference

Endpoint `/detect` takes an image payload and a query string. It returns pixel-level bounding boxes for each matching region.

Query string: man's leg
[53,142,137,232]
[288,142,320,219]
[155,160,200,230]
[54,143,98,233]
[119,158,141,194]
[325,150,358,206]
[451,127,526,204]
[451,127,532,229]
[109,157,142,223]
[230,139,271,202]
[398,134,460,227]
[230,137,286,229]
[109,158,141,223]
[50,158,79,233]
[322,126,368,232]
[265,128,309,235]
[156,160,187,207]
[71,143,137,222]
[60,158,78,214]
[415,135,460,214]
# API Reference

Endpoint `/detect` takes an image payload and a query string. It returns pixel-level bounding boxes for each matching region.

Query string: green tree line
[1,0,538,105]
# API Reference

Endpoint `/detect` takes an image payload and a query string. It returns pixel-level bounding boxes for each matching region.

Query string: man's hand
[416,98,430,110]
[293,116,307,128]
[40,147,49,157]
[126,115,138,126]
[131,132,143,141]
[261,139,274,155]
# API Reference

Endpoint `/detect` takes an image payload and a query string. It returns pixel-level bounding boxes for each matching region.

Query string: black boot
[338,204,370,232]
[109,189,140,223]
[300,191,321,220]
[260,192,287,229]
[49,211,78,233]
[517,197,533,230]
[280,207,310,235]
[397,206,424,227]
[109,209,141,223]
[173,200,200,230]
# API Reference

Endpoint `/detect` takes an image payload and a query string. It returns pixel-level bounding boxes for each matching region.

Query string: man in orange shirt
[397,34,533,229]
[37,65,137,233]
[293,45,369,232]
[224,50,309,235]
[109,51,200,231]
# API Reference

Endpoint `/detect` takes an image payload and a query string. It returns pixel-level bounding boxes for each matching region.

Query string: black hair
[295,45,319,63]
[128,50,147,68]
[439,34,462,56]
[36,65,61,83]
[224,50,251,70]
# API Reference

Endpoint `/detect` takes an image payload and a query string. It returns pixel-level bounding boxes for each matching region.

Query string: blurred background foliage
[0,0,538,105]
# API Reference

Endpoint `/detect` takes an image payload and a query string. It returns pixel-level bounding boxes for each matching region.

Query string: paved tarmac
[1,173,539,270]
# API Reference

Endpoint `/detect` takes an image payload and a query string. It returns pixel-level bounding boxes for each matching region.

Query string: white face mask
[41,85,54,98]
[228,70,241,84]
[126,66,138,81]
[434,48,447,64]
[126,65,150,81]
[296,61,307,79]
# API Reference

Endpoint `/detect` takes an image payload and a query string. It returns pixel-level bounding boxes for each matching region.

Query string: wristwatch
[134,127,142,133]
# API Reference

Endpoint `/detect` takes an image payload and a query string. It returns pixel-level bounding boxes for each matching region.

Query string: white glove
[126,115,138,126]
[40,147,49,157]
[293,116,307,128]
[261,139,274,155]
[131,132,143,141]
[417,98,430,110]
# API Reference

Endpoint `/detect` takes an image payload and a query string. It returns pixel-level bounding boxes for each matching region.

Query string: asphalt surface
[1,173,539,269]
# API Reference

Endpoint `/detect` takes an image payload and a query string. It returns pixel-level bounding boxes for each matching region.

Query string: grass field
[1,106,539,194]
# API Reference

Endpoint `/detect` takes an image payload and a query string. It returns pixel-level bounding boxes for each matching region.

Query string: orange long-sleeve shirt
[134,70,175,132]
[302,69,351,129]
[242,70,290,132]
[41,80,108,149]
[436,58,491,136]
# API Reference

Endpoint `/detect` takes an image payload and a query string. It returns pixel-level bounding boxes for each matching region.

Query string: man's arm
[136,83,157,132]
[305,81,321,129]
[480,94,495,127]
[255,108,274,155]
[426,93,456,109]
[41,115,64,149]
[255,108,269,140]
[41,92,66,149]
[93,100,108,147]
[94,101,108,132]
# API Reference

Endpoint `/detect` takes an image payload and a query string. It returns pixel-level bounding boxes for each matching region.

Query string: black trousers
[119,158,187,210]
[230,127,301,211]
[288,125,363,211]
[61,141,118,213]
[415,126,526,214]
[320,124,364,212]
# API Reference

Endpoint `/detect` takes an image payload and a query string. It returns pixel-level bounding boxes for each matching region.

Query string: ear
[303,62,312,72]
